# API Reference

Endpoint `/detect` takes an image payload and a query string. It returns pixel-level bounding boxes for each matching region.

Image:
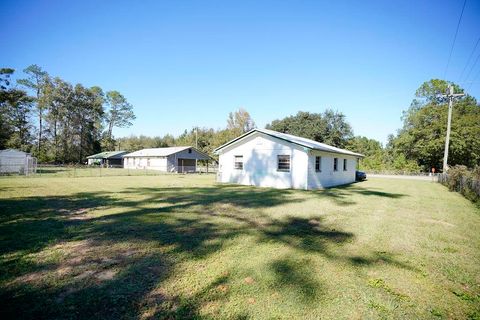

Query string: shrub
[440,165,480,205]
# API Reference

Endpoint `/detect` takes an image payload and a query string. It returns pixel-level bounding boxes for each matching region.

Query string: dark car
[355,170,367,181]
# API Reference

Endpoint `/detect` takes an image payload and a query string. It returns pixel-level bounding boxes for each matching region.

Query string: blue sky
[1,0,479,144]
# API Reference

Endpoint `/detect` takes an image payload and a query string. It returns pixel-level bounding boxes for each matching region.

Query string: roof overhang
[214,129,364,158]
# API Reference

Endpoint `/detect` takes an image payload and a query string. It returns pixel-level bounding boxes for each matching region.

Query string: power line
[459,37,480,82]
[443,0,467,79]
[463,52,480,85]
[466,67,480,92]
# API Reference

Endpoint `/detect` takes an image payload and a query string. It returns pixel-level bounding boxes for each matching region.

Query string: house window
[147,158,151,166]
[343,159,347,171]
[277,155,290,171]
[315,156,321,172]
[234,155,243,170]
[188,148,192,153]
[334,158,338,171]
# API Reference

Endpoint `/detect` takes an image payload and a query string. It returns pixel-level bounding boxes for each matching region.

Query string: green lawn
[0,175,479,319]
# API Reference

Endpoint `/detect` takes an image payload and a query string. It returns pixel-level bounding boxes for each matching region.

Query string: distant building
[0,149,37,175]
[86,151,128,167]
[214,129,364,190]
[123,146,212,173]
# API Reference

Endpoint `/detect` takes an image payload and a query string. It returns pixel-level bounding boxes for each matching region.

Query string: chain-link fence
[0,156,37,176]
[1,163,217,178]
[438,172,480,203]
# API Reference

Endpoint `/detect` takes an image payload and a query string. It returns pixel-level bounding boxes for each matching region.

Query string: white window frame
[343,159,347,171]
[234,155,243,170]
[315,156,322,172]
[333,158,338,172]
[277,155,291,172]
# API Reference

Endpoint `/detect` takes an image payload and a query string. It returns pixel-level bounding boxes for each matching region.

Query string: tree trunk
[79,117,84,163]
[37,86,42,155]
[38,108,42,155]
[53,120,58,163]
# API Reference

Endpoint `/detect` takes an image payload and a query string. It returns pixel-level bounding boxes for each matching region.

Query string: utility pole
[195,127,198,148]
[440,84,464,172]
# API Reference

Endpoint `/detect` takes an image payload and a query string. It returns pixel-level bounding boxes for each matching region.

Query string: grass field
[0,175,479,319]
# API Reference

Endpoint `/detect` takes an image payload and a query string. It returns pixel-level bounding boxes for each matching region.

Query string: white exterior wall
[217,133,309,189]
[123,148,208,172]
[307,151,358,189]
[217,133,359,190]
[123,156,168,171]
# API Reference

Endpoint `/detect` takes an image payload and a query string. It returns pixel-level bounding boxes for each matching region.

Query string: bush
[439,165,480,204]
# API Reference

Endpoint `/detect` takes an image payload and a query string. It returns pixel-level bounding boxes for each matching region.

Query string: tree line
[118,79,480,172]
[0,65,135,163]
[2,66,478,172]
[99,80,480,173]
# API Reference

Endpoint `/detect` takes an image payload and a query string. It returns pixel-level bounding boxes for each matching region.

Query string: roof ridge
[214,128,364,157]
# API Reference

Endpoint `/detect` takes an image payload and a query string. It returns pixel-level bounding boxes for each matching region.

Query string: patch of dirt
[200,301,221,315]
[74,270,96,281]
[58,207,92,220]
[247,298,256,304]
[216,284,229,293]
[95,269,118,281]
[54,240,93,255]
[244,277,255,284]
[56,266,73,276]
[12,270,49,285]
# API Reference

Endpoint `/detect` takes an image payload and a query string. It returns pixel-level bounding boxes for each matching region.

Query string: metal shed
[0,149,37,175]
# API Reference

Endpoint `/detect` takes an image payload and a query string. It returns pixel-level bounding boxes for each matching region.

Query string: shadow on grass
[0,183,412,319]
[270,257,322,303]
[318,183,408,206]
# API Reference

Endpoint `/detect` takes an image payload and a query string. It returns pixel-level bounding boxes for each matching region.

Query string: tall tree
[0,68,16,149]
[45,77,73,162]
[267,109,353,148]
[0,68,34,151]
[346,136,384,170]
[390,79,480,171]
[104,91,135,150]
[227,108,256,136]
[4,89,34,151]
[70,84,104,162]
[17,65,48,156]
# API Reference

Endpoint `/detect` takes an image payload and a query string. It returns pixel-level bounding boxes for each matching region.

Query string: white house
[0,149,37,175]
[123,146,212,173]
[214,129,364,190]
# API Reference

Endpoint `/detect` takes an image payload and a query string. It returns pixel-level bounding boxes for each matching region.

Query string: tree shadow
[317,184,408,206]
[0,183,415,319]
[269,257,323,303]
